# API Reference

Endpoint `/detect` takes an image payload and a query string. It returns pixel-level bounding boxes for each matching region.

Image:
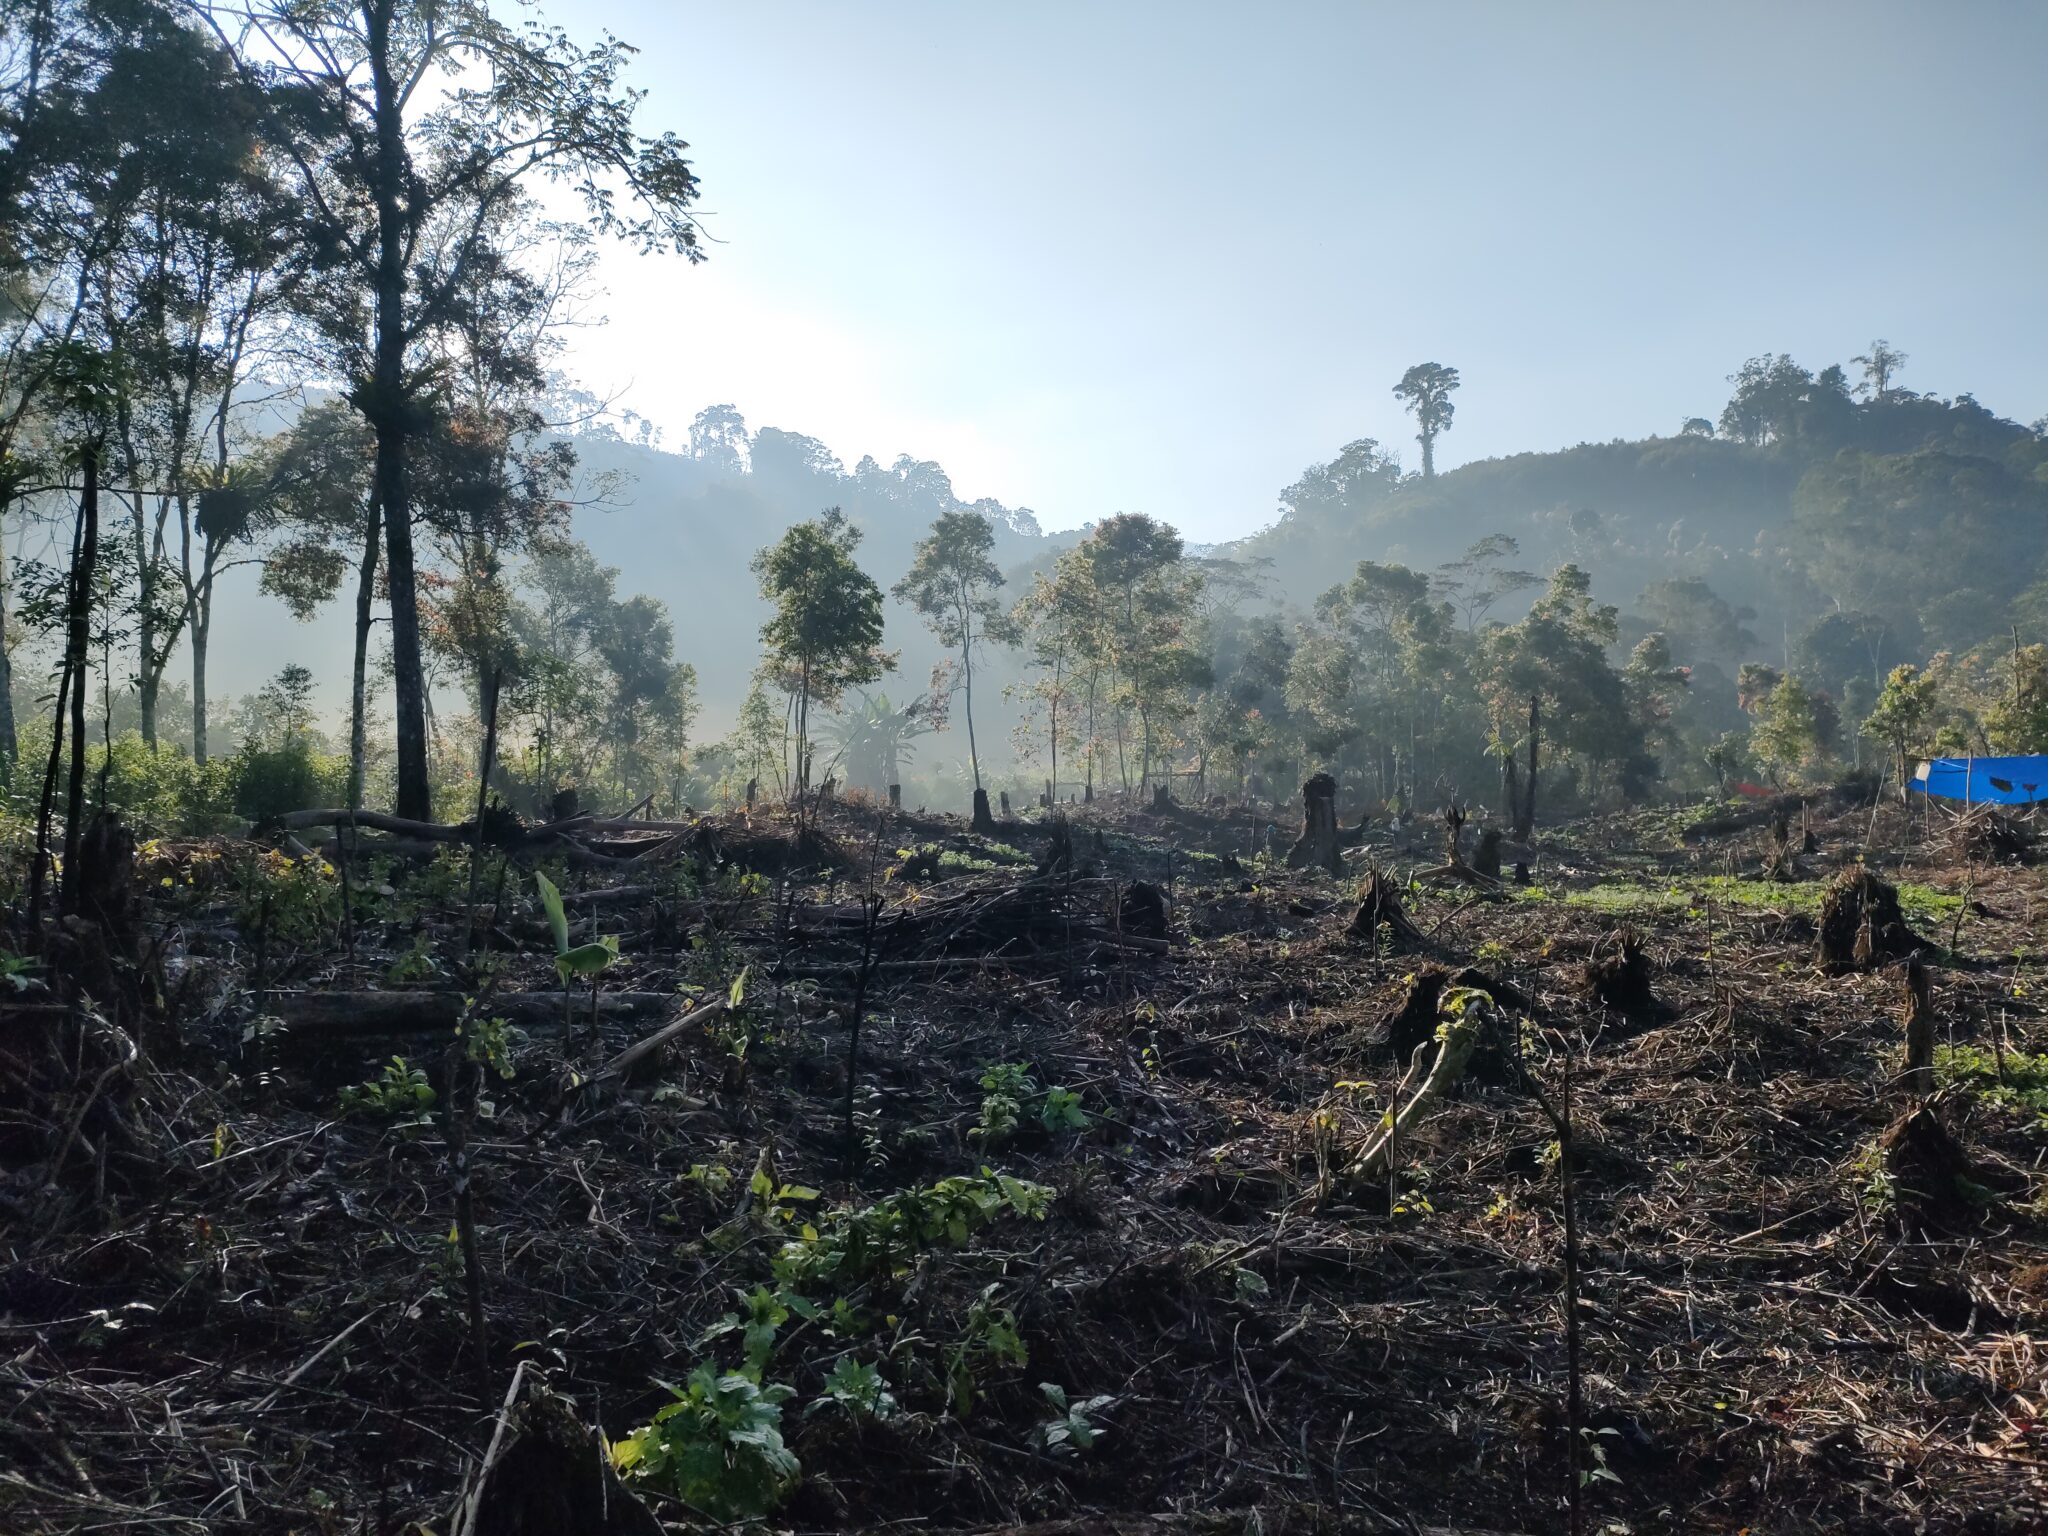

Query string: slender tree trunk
[61,444,100,914]
[367,0,430,821]
[349,493,382,810]
[1518,693,1540,838]
[1048,662,1061,805]
[961,605,980,792]
[129,492,159,749]
[0,523,17,773]
[190,566,210,765]
[1421,426,1435,479]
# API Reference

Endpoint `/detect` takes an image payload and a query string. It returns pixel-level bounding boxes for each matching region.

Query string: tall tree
[751,508,893,819]
[206,0,705,818]
[893,507,1016,830]
[1392,362,1459,478]
[1072,513,1207,795]
[1851,338,1907,403]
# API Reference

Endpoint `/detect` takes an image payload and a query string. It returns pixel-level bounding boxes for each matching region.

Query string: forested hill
[1231,368,2048,701]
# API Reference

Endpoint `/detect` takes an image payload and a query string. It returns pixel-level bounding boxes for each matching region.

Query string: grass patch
[1937,1042,2048,1123]
[1514,875,1962,926]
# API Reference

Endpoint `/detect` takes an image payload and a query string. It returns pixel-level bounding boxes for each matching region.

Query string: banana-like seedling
[536,870,621,1043]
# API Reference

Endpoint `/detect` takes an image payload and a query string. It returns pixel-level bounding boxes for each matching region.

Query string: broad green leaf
[535,870,569,956]
[555,935,619,980]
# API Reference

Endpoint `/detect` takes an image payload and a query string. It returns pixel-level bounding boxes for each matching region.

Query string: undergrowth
[1937,1042,2048,1122]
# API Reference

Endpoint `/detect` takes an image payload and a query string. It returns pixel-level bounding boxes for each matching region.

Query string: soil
[5,793,2048,1535]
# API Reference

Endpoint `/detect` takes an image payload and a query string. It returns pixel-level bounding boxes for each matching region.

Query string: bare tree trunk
[0,528,16,772]
[190,581,210,765]
[1516,693,1540,839]
[61,445,100,914]
[129,492,159,749]
[349,494,382,810]
[367,0,430,822]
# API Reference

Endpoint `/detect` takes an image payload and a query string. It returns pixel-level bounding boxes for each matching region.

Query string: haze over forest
[5,0,2048,827]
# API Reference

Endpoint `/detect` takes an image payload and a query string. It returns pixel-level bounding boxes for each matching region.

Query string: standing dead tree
[1900,959,1935,1098]
[1286,772,1343,875]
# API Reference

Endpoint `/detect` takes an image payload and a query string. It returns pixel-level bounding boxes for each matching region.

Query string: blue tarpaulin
[1909,755,2048,806]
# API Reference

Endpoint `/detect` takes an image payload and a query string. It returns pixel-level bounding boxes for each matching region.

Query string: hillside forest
[16,4,2048,1536]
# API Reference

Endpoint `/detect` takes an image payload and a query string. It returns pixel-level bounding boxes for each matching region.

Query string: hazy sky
[565,1,2048,543]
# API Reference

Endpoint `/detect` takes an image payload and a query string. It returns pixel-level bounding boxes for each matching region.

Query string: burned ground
[4,795,2048,1534]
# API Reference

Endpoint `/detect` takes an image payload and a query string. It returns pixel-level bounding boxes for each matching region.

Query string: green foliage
[1864,663,1939,782]
[610,1366,799,1521]
[230,736,350,823]
[1392,361,1459,478]
[1512,874,1961,926]
[458,1011,521,1080]
[972,1062,1033,1144]
[0,949,40,992]
[535,870,621,982]
[1937,1043,2048,1122]
[894,508,1021,787]
[945,1282,1029,1416]
[772,1172,1054,1290]
[751,508,896,795]
[238,850,342,945]
[1038,1382,1115,1456]
[1040,1085,1089,1132]
[971,1063,1088,1144]
[338,1057,436,1120]
[808,1356,899,1421]
[704,1285,792,1378]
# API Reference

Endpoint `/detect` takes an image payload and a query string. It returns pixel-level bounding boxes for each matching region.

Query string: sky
[560,1,2048,543]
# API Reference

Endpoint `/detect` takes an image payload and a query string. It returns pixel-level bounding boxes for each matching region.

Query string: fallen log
[266,989,679,1037]
[591,996,729,1085]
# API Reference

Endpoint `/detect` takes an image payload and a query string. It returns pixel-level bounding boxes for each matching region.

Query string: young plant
[945,1283,1030,1417]
[1038,1382,1114,1456]
[610,1366,800,1520]
[972,1062,1089,1143]
[1040,1085,1089,1132]
[972,1062,1034,1144]
[337,1056,436,1122]
[535,870,621,1043]
[807,1356,899,1421]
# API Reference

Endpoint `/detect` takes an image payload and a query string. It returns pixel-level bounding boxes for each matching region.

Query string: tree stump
[745,777,758,812]
[1473,827,1503,880]
[468,1391,663,1536]
[1286,772,1343,875]
[1763,813,1797,882]
[549,786,579,823]
[73,809,139,952]
[1036,814,1074,877]
[1901,958,1935,1098]
[1581,927,1662,1020]
[1151,783,1171,812]
[1347,867,1428,950]
[1878,1103,1984,1230]
[888,783,901,810]
[1118,880,1169,939]
[999,789,1012,819]
[971,786,996,834]
[1816,867,1924,973]
[1382,963,1526,1082]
